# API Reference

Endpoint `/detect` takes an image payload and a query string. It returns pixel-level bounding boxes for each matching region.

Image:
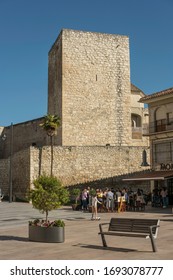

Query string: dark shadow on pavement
[73,243,138,252]
[0,235,29,242]
[60,207,75,211]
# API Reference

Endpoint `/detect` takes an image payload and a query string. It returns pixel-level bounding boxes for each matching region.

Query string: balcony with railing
[143,118,173,135]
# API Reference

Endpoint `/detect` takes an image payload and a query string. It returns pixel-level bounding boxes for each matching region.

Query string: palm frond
[40,114,61,135]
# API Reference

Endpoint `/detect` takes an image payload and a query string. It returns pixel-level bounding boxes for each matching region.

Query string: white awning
[122,170,173,181]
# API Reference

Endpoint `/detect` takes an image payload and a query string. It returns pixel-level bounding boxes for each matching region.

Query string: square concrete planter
[29,225,65,243]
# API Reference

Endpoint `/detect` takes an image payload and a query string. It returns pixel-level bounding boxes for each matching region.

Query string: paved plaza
[0,202,173,260]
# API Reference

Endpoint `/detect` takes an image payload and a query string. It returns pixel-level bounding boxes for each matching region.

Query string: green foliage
[39,114,61,176]
[29,174,69,221]
[40,114,61,136]
[89,188,96,197]
[28,218,65,227]
[29,219,40,226]
[53,219,65,227]
[71,188,81,196]
[71,188,81,204]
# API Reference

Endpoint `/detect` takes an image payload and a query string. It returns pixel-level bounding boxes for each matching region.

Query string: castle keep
[48,29,132,146]
[0,29,149,199]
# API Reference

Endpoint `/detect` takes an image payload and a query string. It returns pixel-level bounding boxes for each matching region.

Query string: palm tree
[40,114,61,176]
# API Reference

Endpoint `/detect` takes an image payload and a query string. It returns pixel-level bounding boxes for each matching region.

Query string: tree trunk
[46,210,48,223]
[50,136,53,177]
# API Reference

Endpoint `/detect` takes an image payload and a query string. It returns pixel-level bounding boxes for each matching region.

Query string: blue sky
[0,0,173,126]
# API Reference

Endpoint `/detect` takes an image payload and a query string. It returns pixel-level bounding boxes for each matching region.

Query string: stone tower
[48,29,132,146]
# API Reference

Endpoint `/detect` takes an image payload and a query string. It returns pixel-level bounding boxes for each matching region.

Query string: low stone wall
[0,158,9,195]
[31,145,150,186]
[0,149,30,200]
[0,145,150,200]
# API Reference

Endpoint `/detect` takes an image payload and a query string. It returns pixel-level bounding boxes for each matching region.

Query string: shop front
[123,170,173,206]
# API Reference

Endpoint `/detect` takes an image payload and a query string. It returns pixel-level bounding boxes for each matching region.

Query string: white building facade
[140,87,173,204]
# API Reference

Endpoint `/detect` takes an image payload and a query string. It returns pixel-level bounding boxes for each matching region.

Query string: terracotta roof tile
[139,87,173,102]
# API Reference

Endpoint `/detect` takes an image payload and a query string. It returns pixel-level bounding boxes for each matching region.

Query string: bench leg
[100,234,107,247]
[149,233,157,252]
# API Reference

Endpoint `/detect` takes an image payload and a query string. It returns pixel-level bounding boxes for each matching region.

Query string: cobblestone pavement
[0,202,173,260]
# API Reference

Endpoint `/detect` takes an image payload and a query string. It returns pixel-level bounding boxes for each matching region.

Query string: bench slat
[99,231,149,238]
[109,218,159,235]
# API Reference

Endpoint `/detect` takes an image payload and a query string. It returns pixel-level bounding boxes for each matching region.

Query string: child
[91,193,102,220]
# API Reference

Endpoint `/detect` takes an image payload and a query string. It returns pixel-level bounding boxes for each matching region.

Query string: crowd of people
[74,185,169,220]
[152,187,169,208]
[77,187,147,218]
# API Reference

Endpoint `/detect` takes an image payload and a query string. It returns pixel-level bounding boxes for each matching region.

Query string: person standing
[91,191,102,220]
[81,189,88,212]
[86,186,90,210]
[106,189,114,212]
[160,187,168,208]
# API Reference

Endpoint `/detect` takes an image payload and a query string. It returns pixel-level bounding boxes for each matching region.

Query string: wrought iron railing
[142,118,173,134]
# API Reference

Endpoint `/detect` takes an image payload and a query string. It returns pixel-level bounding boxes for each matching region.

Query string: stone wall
[30,145,150,187]
[48,31,63,146]
[0,158,9,194]
[48,29,132,146]
[0,145,150,199]
[12,148,31,199]
[0,118,52,159]
[0,148,30,199]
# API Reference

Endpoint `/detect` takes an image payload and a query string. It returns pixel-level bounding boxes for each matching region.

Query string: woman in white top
[91,194,102,220]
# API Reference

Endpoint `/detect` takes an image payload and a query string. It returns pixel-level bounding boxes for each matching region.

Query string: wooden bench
[98,218,160,252]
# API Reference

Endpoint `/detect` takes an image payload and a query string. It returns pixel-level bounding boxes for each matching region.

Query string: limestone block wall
[12,148,31,199]
[31,145,150,187]
[48,29,132,147]
[0,118,50,159]
[48,31,63,145]
[0,159,9,195]
[0,145,150,199]
[0,148,30,199]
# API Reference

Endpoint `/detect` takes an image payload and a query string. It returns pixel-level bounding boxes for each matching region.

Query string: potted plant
[71,188,81,210]
[28,174,69,243]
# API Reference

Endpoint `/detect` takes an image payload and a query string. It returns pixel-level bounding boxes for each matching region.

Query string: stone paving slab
[0,202,173,260]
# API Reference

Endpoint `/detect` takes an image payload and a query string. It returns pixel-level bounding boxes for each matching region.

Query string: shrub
[29,174,69,222]
[71,188,81,204]
[28,218,65,227]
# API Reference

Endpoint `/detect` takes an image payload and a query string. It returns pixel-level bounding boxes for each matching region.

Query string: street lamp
[9,123,13,203]
[0,133,6,202]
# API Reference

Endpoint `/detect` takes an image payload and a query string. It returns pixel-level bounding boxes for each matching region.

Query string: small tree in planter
[71,188,81,210]
[28,174,69,243]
